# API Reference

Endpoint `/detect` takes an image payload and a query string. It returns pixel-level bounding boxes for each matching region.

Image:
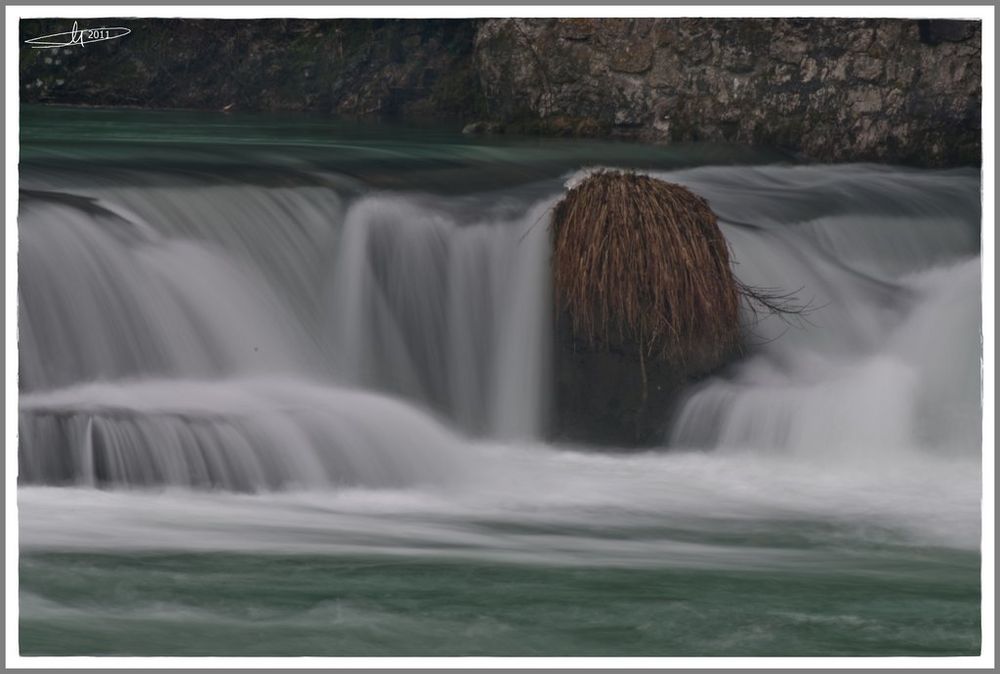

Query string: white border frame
[5,5,995,669]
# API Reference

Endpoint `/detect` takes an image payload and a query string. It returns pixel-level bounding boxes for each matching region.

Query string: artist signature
[24,21,130,49]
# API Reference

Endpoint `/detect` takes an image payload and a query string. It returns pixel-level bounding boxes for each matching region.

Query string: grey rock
[609,41,654,74]
[462,120,504,135]
[474,17,980,166]
[19,17,981,167]
[918,19,978,45]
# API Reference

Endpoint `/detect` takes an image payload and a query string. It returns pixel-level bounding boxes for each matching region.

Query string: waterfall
[328,194,551,438]
[18,169,556,489]
[17,161,981,492]
[19,378,468,491]
[659,165,981,460]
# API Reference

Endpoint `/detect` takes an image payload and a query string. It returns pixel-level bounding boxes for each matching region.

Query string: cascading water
[18,173,554,488]
[665,166,982,459]
[16,108,983,657]
[327,194,552,438]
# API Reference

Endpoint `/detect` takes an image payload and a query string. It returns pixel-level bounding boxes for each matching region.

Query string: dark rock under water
[553,322,688,446]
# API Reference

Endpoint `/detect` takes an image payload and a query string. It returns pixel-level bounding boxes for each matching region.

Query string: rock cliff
[20,17,981,166]
[474,18,981,166]
[20,19,481,118]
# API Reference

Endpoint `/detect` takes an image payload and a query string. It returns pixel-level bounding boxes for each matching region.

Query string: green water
[20,104,791,192]
[18,105,983,658]
[20,550,980,656]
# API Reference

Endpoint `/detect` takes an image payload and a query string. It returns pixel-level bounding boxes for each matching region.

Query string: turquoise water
[18,105,982,657]
[21,549,979,656]
[19,105,790,192]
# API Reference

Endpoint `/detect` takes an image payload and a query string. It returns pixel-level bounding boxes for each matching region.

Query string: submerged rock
[462,120,504,135]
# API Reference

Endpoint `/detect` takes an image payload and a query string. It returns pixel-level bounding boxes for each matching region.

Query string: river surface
[17,105,982,656]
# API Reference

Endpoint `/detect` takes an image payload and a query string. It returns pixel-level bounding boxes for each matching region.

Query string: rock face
[474,18,981,166]
[554,328,683,446]
[20,17,981,166]
[19,19,482,118]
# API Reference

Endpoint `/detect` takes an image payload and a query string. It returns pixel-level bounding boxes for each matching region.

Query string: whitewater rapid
[17,161,982,568]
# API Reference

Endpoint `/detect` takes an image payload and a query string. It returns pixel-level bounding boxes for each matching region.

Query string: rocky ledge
[474,18,981,166]
[20,17,981,166]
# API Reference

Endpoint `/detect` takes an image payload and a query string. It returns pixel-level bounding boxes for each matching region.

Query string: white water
[328,195,551,437]
[18,163,982,563]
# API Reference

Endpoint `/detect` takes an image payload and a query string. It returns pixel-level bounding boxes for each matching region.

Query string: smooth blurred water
[17,106,983,656]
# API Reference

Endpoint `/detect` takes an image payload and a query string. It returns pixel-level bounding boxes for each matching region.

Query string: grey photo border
[1,2,994,672]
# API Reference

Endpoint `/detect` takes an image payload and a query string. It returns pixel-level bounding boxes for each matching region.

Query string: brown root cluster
[551,170,743,369]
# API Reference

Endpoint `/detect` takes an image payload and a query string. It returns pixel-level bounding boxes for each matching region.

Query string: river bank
[19,17,981,167]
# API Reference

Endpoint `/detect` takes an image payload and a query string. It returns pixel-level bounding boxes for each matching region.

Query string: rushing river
[16,106,982,656]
